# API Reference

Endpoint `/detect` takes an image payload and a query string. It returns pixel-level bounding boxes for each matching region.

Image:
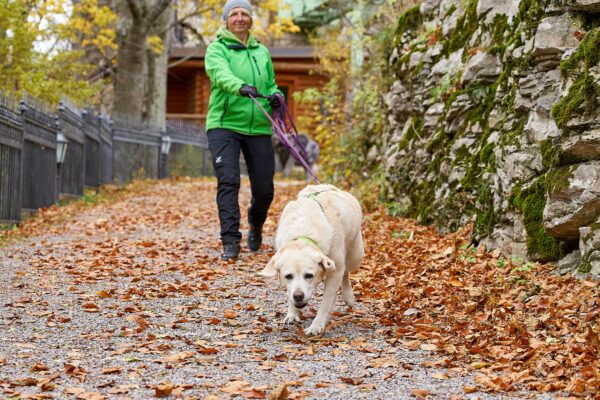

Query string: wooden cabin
[166,46,326,130]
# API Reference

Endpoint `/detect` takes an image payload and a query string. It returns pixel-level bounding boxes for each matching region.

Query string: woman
[205,0,282,261]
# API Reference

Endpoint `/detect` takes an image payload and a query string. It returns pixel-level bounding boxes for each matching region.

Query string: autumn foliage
[0,179,598,397]
[358,210,599,395]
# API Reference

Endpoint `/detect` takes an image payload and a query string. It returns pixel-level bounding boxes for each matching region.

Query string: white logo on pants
[216,156,222,164]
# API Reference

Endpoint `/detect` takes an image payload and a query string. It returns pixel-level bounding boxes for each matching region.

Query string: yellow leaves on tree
[0,0,117,105]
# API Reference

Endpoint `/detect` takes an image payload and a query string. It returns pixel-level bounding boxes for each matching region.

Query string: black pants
[207,128,275,245]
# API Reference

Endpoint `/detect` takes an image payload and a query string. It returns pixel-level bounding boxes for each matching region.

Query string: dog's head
[260,241,335,309]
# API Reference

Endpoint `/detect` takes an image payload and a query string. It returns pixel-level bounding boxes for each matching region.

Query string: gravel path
[0,179,545,399]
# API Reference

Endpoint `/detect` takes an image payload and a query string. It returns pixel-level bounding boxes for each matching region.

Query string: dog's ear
[319,254,336,272]
[260,254,280,277]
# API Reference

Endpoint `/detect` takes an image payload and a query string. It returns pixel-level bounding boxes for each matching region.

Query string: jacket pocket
[220,96,230,125]
[252,56,261,76]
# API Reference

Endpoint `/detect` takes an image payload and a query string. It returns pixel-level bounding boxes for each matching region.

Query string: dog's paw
[304,321,326,336]
[283,314,301,324]
[343,292,356,308]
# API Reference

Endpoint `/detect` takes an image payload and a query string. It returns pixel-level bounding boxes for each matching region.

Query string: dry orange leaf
[154,382,174,397]
[267,383,289,400]
[410,388,430,398]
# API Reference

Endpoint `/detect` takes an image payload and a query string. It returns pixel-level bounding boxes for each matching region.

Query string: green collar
[294,236,320,249]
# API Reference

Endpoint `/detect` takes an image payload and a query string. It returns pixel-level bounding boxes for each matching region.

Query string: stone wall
[381,0,600,277]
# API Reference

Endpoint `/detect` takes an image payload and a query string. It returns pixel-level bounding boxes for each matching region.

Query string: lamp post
[160,134,172,179]
[56,131,69,202]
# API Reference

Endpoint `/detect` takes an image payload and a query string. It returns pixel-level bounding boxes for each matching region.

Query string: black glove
[267,94,282,110]
[240,84,260,98]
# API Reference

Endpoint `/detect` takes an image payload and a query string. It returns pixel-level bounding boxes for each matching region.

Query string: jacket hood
[216,26,258,47]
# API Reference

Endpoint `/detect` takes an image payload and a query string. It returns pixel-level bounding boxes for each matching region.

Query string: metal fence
[0,94,23,224]
[58,99,85,198]
[21,95,58,213]
[112,115,162,184]
[0,93,209,224]
[166,118,212,177]
[99,115,113,185]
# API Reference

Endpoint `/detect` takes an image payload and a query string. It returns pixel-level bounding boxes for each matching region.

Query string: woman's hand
[240,84,260,98]
[268,94,282,110]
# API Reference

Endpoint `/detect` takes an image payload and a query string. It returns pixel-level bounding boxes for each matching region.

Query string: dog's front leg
[283,299,302,324]
[305,274,342,335]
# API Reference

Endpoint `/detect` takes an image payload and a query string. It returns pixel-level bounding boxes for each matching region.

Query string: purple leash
[250,93,321,184]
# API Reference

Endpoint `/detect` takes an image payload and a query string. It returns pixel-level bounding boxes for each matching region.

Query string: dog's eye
[284,274,293,280]
[304,273,314,279]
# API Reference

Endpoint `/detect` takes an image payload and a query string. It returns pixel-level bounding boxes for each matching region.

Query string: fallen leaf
[221,380,251,394]
[410,388,430,398]
[242,388,266,399]
[30,362,49,372]
[162,351,194,363]
[101,366,122,374]
[154,381,174,398]
[267,382,289,400]
[272,354,289,362]
[340,377,363,385]
[65,387,87,395]
[463,386,477,393]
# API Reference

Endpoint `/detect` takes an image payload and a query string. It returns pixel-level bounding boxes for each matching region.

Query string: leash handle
[249,94,320,184]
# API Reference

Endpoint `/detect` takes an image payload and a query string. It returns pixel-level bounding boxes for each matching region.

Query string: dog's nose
[293,291,304,302]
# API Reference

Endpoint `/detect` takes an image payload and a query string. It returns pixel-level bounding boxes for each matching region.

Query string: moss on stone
[442,0,478,57]
[474,182,496,238]
[444,4,458,18]
[578,261,592,274]
[518,0,548,38]
[511,176,562,262]
[487,14,510,55]
[398,115,423,151]
[540,139,559,169]
[394,5,423,47]
[552,28,600,128]
[545,165,574,194]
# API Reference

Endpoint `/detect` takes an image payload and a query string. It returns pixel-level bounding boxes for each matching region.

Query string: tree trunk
[114,19,148,118]
[113,0,170,121]
[145,3,174,128]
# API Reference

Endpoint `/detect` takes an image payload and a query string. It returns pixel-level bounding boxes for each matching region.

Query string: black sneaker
[247,225,263,252]
[221,242,240,261]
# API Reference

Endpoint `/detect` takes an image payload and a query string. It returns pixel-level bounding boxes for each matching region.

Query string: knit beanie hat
[222,0,253,21]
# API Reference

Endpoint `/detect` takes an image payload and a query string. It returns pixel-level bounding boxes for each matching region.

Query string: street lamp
[55,130,69,202]
[160,134,172,178]
[56,131,69,164]
[161,134,172,156]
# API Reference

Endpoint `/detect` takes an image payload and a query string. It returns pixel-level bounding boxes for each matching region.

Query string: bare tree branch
[125,0,142,21]
[168,54,195,69]
[175,21,207,45]
[147,0,172,25]
[157,6,213,37]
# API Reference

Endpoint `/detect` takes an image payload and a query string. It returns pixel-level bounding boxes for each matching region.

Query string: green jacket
[205,27,281,135]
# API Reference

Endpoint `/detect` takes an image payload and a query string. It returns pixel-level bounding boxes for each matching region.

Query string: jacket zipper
[252,56,261,76]
[220,96,229,125]
[247,50,256,134]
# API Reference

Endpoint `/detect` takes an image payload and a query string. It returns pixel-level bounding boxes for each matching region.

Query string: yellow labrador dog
[260,184,364,335]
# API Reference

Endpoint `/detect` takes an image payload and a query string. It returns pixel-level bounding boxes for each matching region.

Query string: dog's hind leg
[305,272,343,335]
[345,232,365,273]
[341,272,355,307]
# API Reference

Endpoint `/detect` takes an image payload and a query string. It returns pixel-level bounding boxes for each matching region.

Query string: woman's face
[227,8,252,37]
